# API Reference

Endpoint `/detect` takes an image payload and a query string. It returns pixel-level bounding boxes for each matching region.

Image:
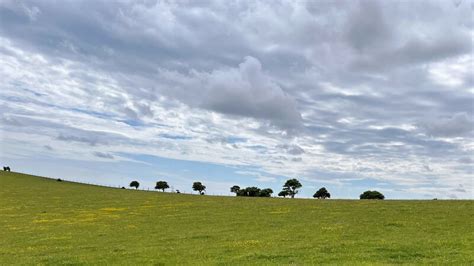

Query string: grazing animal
[3,166,11,172]
[57,178,62,182]
[176,190,181,194]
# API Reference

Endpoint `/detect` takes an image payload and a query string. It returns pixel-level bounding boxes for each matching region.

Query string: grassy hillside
[1,171,473,265]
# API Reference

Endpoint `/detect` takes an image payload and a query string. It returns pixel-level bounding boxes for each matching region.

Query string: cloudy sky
[1,0,472,199]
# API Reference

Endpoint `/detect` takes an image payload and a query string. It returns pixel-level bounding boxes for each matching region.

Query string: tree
[360,190,385,200]
[230,185,241,195]
[245,187,261,197]
[313,187,331,199]
[192,182,206,194]
[129,180,139,190]
[236,188,248,197]
[155,181,170,192]
[278,190,289,198]
[282,178,302,198]
[259,188,273,197]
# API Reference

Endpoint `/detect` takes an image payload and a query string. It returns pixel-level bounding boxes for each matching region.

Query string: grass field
[1,171,473,265]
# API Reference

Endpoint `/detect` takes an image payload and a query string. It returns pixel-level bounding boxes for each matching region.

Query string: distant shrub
[313,187,330,199]
[56,178,62,182]
[155,181,170,192]
[130,181,140,190]
[360,190,384,200]
[259,188,273,197]
[236,188,248,197]
[246,187,261,197]
[192,182,206,194]
[234,187,273,197]
[278,190,289,198]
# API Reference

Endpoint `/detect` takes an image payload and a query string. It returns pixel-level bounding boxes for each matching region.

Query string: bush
[129,181,140,190]
[192,182,206,194]
[278,190,289,198]
[360,190,384,200]
[235,187,273,197]
[155,181,170,192]
[313,187,330,199]
[259,188,273,197]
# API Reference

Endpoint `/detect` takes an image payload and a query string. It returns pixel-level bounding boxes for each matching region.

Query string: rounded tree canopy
[155,181,170,191]
[313,187,331,199]
[192,182,206,193]
[360,190,385,200]
[283,178,302,190]
[129,180,139,189]
[282,178,302,198]
[230,185,241,193]
[259,188,273,197]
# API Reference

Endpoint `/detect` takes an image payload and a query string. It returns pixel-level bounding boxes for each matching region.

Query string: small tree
[282,178,302,198]
[313,187,331,199]
[278,190,289,198]
[129,180,139,190]
[155,181,170,192]
[192,182,206,194]
[360,190,385,200]
[230,185,241,195]
[259,188,273,197]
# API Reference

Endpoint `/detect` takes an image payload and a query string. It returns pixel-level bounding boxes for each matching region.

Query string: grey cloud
[159,56,302,130]
[351,34,471,71]
[458,157,473,164]
[43,145,53,151]
[419,113,473,137]
[277,144,305,155]
[346,0,392,53]
[1,115,23,126]
[93,151,114,159]
[57,133,102,146]
[320,126,462,159]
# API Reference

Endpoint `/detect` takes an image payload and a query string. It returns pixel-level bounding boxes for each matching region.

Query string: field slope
[1,171,473,265]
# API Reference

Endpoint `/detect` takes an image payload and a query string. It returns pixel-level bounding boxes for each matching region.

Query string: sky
[0,0,473,199]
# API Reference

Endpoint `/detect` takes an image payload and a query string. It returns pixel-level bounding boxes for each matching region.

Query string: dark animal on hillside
[176,190,180,194]
[3,166,11,172]
[121,187,126,189]
[57,178,62,182]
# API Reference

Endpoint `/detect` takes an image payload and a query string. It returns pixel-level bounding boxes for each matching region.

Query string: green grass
[1,171,473,265]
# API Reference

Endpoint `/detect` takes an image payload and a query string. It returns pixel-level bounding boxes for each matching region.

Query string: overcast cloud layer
[0,0,473,198]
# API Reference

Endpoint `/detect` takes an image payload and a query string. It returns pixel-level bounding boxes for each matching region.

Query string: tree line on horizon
[128,178,385,199]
